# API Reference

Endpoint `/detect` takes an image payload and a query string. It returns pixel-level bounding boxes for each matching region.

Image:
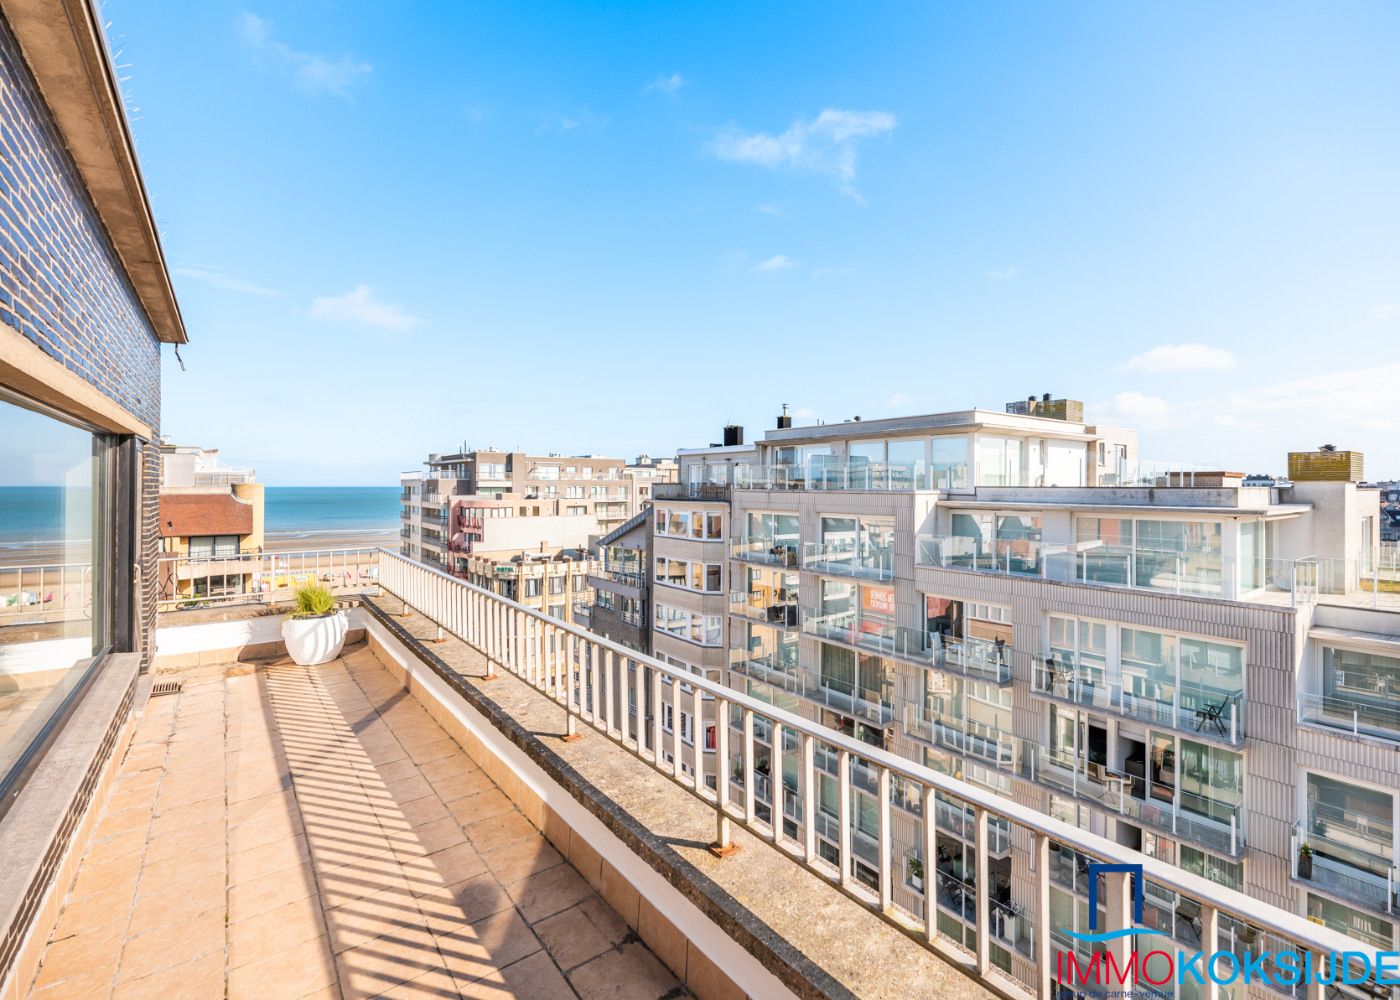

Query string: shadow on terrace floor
[23,643,687,1000]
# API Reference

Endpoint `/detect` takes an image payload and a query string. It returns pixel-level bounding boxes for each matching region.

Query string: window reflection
[0,394,105,787]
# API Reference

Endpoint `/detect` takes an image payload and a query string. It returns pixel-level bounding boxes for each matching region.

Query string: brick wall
[0,13,161,431]
[0,12,164,663]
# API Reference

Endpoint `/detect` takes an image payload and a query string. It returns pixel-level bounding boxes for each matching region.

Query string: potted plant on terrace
[281,583,348,666]
[1297,842,1314,880]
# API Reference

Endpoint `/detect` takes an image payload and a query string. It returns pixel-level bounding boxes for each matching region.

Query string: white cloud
[1213,365,1400,433]
[755,202,782,216]
[174,266,278,297]
[1367,304,1400,322]
[309,286,420,331]
[887,392,911,408]
[986,265,1018,281]
[751,255,797,273]
[1094,391,1176,429]
[645,73,686,95]
[238,11,371,97]
[1119,343,1237,373]
[711,108,897,198]
[1094,364,1400,439]
[537,108,609,134]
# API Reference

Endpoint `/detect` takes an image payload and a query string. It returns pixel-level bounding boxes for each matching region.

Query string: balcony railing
[0,562,93,625]
[155,548,380,609]
[734,461,934,492]
[653,482,730,502]
[729,591,800,627]
[1299,691,1400,743]
[903,707,1019,774]
[726,654,895,728]
[801,541,895,581]
[1031,661,1244,744]
[730,536,800,568]
[802,612,1013,683]
[591,565,646,588]
[371,548,1383,996]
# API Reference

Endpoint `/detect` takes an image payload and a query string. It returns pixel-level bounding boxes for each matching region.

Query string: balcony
[729,591,800,627]
[727,654,895,728]
[1030,662,1245,745]
[1294,802,1397,914]
[653,482,730,502]
[1299,691,1400,744]
[734,461,931,492]
[903,707,1019,775]
[7,546,1381,1000]
[802,612,1013,684]
[730,536,800,568]
[801,542,895,582]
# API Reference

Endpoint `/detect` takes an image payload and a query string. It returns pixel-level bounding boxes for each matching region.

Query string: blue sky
[106,1,1400,485]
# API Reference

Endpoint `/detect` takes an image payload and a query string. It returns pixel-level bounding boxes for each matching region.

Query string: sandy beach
[1,529,398,570]
[262,529,398,554]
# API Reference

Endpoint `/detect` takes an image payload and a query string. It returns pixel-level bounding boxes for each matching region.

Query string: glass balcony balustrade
[1031,661,1244,744]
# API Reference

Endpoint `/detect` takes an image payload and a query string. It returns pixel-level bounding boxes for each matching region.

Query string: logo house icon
[1067,863,1151,943]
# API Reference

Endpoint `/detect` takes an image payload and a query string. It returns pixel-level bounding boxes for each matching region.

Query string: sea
[0,485,401,551]
[261,487,401,541]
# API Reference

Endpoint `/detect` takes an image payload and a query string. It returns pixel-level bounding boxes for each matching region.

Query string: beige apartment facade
[658,401,1395,996]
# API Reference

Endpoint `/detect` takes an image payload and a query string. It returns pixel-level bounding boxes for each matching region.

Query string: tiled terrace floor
[23,645,687,1000]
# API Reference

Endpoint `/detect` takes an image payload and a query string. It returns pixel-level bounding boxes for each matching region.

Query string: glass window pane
[0,395,103,787]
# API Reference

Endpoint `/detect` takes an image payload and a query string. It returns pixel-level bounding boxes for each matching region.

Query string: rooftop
[26,648,687,1000]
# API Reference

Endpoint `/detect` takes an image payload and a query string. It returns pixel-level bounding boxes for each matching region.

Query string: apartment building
[0,0,185,992]
[580,510,655,653]
[399,448,647,560]
[656,401,1397,993]
[155,443,264,603]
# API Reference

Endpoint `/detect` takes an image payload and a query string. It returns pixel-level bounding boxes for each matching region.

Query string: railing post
[713,697,734,856]
[1034,832,1052,1000]
[974,806,990,975]
[671,675,684,779]
[1200,903,1220,1000]
[838,747,852,888]
[771,721,785,846]
[742,708,756,823]
[619,656,631,748]
[590,642,603,728]
[923,784,938,945]
[691,684,705,795]
[650,668,663,764]
[562,632,578,741]
[1103,867,1134,976]
[802,733,817,864]
[878,766,892,913]
[603,649,617,735]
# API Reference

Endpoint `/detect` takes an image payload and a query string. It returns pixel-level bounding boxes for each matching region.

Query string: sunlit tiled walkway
[24,646,686,999]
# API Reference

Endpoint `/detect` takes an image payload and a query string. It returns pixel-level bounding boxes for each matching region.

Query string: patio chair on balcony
[1194,696,1231,736]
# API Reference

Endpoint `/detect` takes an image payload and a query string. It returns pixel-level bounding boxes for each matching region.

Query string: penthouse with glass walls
[662,397,1397,995]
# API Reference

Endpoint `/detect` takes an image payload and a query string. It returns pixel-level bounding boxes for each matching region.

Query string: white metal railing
[0,562,93,624]
[155,548,380,609]
[373,547,1383,999]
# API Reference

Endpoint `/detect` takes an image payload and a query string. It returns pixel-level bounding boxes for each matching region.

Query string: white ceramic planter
[281,610,348,666]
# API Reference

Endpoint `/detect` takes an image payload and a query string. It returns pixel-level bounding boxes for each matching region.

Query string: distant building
[157,442,264,601]
[579,509,653,653]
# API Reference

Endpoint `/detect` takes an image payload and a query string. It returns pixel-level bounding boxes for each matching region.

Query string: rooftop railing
[373,548,1380,998]
[155,548,379,610]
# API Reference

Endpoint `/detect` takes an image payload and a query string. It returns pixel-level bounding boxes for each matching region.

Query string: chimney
[1043,392,1052,403]
[776,403,792,429]
[723,424,744,447]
